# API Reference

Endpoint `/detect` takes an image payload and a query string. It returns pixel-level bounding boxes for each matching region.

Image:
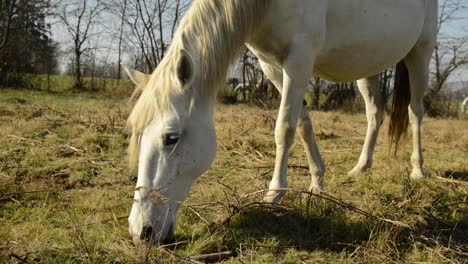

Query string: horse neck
[178,0,271,102]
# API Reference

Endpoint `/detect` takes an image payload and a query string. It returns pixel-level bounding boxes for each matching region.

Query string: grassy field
[0,88,467,263]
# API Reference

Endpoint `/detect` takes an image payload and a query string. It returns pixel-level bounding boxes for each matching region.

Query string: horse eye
[163,133,179,146]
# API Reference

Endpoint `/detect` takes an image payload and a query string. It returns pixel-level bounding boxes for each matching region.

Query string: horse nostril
[140,225,153,240]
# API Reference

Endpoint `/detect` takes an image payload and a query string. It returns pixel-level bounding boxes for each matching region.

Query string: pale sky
[49,1,468,82]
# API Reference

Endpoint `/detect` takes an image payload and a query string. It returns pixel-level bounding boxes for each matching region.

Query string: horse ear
[122,64,150,88]
[176,49,194,86]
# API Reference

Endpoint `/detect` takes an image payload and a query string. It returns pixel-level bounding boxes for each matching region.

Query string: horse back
[247,0,437,81]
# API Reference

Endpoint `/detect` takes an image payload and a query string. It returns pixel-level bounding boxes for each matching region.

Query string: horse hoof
[263,191,283,204]
[410,169,425,180]
[308,182,323,194]
[348,161,371,176]
[348,167,362,176]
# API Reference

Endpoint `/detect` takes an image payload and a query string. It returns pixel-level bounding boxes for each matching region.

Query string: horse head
[125,49,217,245]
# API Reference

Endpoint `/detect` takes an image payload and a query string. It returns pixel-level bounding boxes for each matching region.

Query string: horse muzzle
[132,222,175,246]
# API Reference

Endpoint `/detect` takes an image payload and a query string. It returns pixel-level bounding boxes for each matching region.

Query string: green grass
[0,88,467,263]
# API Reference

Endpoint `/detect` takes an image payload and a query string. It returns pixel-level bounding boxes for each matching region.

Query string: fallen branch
[7,134,41,144]
[9,253,27,263]
[188,251,235,263]
[435,176,467,185]
[416,234,468,258]
[45,105,68,117]
[239,164,309,171]
[66,145,84,153]
[159,240,190,249]
[155,247,200,264]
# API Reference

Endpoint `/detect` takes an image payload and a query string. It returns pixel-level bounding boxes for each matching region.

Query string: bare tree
[116,0,127,81]
[118,0,188,72]
[126,0,162,71]
[58,0,104,90]
[379,68,393,112]
[0,0,59,88]
[0,0,18,50]
[157,0,166,57]
[430,0,468,97]
[170,0,181,39]
[309,77,324,110]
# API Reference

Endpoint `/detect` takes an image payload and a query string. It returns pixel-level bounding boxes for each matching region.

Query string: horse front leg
[297,107,325,192]
[263,54,316,203]
[349,75,384,175]
[259,60,325,196]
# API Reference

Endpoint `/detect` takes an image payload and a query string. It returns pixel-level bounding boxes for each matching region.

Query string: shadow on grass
[220,202,395,254]
[215,200,467,259]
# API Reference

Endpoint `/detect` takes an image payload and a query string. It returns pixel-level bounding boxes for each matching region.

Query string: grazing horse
[125,0,437,244]
[226,77,239,89]
[461,97,468,113]
[254,78,279,100]
[233,82,252,94]
[233,82,254,101]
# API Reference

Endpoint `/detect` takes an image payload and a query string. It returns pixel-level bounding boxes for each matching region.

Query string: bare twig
[435,176,468,185]
[188,251,235,262]
[66,145,84,153]
[184,205,211,225]
[9,253,27,263]
[159,239,189,249]
[6,135,41,144]
[241,188,413,229]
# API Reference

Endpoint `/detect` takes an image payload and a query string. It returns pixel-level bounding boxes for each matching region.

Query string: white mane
[127,0,272,167]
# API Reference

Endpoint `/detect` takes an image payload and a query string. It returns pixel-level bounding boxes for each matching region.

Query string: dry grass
[0,88,467,263]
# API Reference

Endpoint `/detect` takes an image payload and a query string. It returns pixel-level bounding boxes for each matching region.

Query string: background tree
[112,0,128,82]
[119,0,188,72]
[379,68,393,112]
[308,77,325,110]
[0,0,18,50]
[58,0,104,90]
[0,0,59,87]
[427,0,468,113]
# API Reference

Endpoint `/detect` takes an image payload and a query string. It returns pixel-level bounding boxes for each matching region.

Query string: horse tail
[388,60,411,155]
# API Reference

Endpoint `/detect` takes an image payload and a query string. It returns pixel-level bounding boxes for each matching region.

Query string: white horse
[461,97,468,113]
[233,82,252,94]
[125,0,437,244]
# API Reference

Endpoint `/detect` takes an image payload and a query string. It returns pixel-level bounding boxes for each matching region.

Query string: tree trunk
[117,0,127,82]
[157,0,165,58]
[313,77,321,110]
[75,48,83,90]
[0,0,17,51]
[242,50,247,102]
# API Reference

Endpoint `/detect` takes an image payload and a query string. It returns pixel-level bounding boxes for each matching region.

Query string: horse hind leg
[349,75,384,175]
[403,44,433,179]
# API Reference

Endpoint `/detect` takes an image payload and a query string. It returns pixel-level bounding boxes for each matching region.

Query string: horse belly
[314,0,427,81]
